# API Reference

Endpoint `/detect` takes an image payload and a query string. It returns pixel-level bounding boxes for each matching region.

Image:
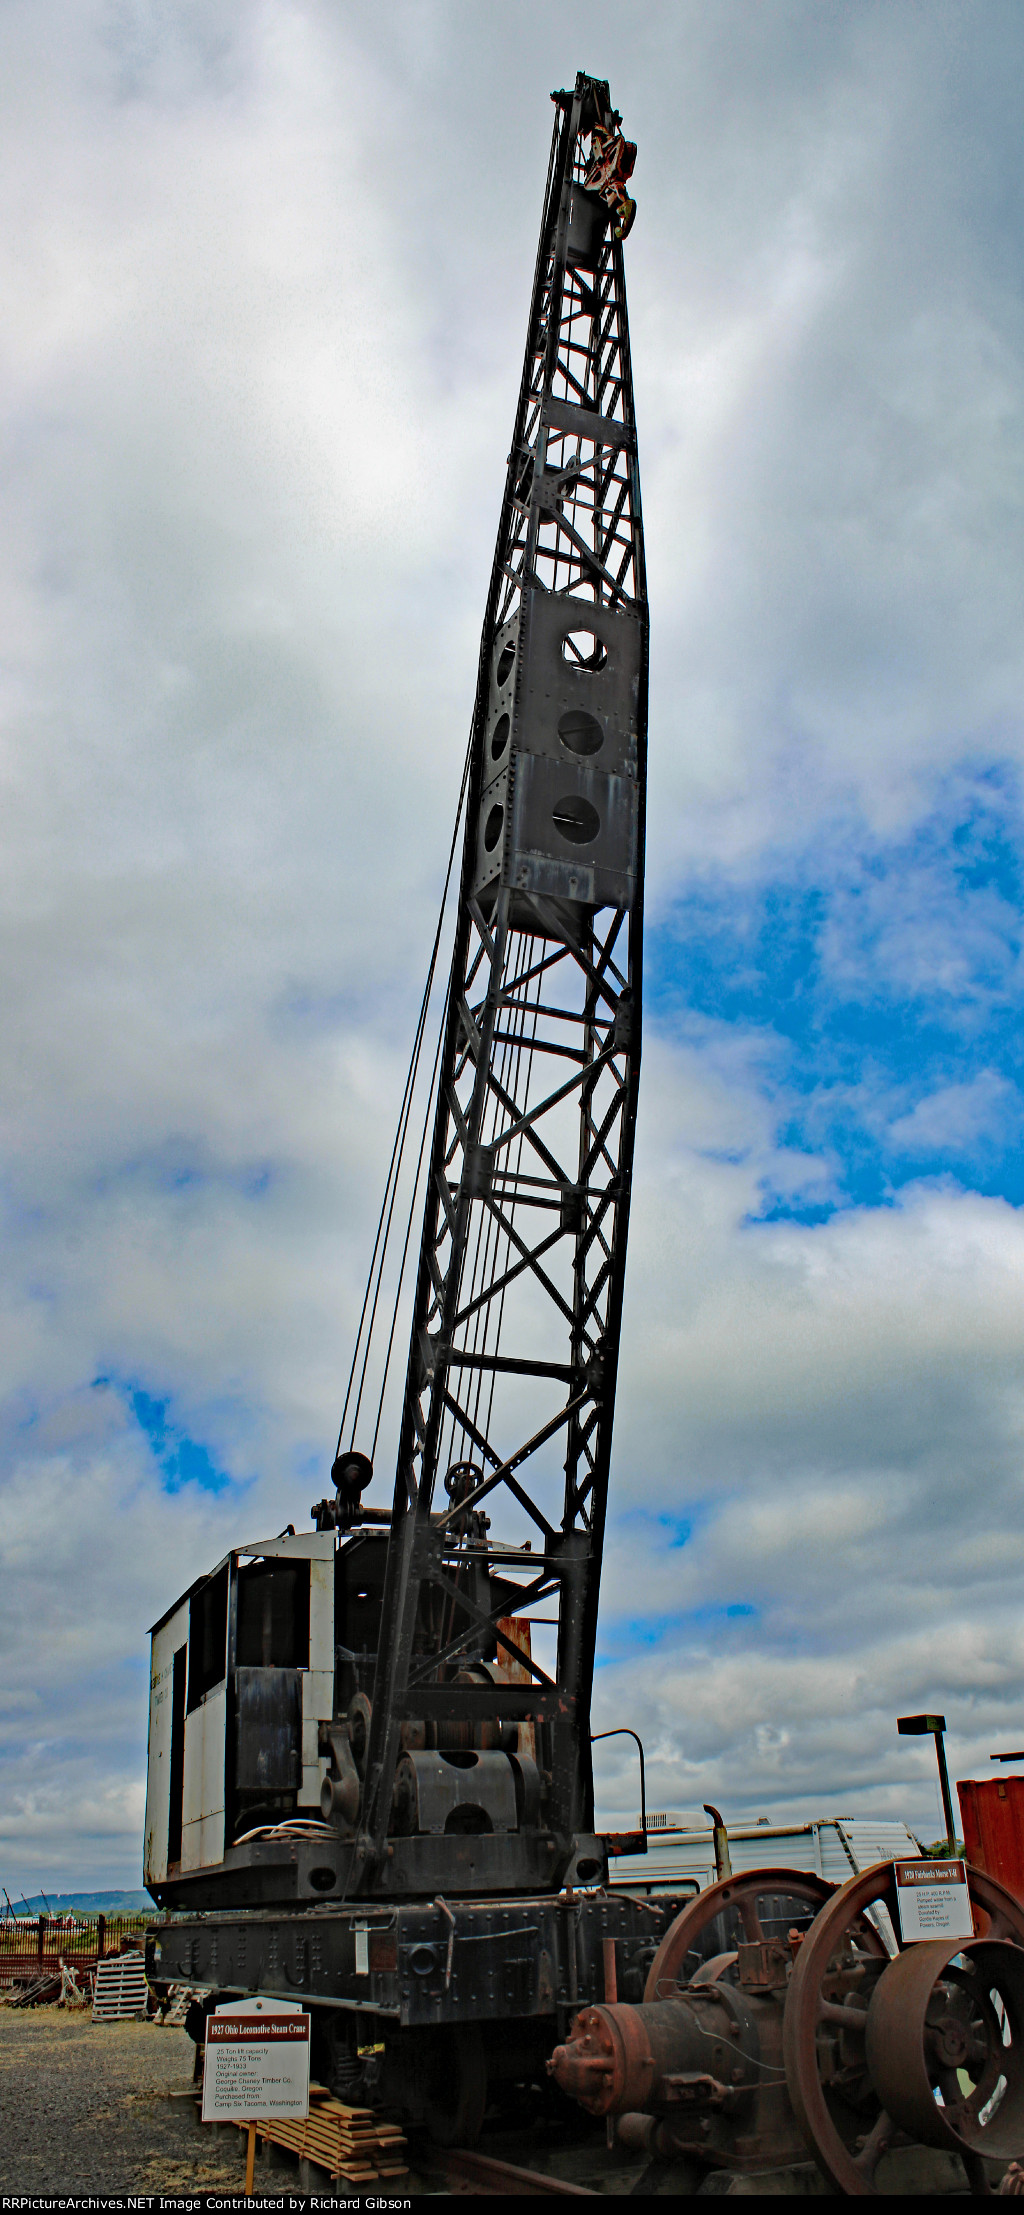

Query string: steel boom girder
[358,72,648,1890]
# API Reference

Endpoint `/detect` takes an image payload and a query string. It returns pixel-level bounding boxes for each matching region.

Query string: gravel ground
[0,2007,266,2196]
[0,2004,999,2201]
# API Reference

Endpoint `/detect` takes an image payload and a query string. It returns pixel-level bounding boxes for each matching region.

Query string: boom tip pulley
[552,73,637,241]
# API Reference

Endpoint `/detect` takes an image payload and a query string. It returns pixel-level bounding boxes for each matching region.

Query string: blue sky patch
[106,1381,233,1494]
[613,1506,702,1551]
[649,767,1024,1219]
[88,1141,278,1203]
[596,1598,761,1665]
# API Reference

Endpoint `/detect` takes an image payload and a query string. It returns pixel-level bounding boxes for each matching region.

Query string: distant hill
[11,1890,153,1915]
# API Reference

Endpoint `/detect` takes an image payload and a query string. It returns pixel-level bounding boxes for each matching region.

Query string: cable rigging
[333,734,473,1469]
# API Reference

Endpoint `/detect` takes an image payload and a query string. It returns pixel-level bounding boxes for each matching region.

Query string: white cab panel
[181,1683,227,1872]
[144,1600,188,1885]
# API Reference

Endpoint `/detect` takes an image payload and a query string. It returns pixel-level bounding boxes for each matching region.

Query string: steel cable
[369,976,451,1463]
[335,731,472,1459]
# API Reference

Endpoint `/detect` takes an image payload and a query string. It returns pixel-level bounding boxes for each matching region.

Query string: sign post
[896,1712,957,1851]
[201,1996,310,2197]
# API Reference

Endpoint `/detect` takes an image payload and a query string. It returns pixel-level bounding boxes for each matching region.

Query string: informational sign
[201,1996,310,2122]
[893,1858,974,1943]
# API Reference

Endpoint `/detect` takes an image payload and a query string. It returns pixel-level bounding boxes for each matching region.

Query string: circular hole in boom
[496,641,516,686]
[483,804,504,853]
[490,713,510,760]
[552,796,600,845]
[558,708,603,756]
[307,1867,336,1892]
[561,628,608,671]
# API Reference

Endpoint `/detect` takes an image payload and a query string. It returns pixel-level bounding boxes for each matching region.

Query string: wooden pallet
[248,2086,408,2184]
[91,1955,149,2021]
[158,1982,198,2027]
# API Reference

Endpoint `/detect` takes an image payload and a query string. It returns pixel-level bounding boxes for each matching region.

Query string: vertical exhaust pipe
[704,1804,732,1880]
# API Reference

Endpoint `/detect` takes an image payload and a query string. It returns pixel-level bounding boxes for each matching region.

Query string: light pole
[897,1712,957,1854]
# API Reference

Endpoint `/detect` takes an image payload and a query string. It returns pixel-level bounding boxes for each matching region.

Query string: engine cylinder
[548,1990,760,2117]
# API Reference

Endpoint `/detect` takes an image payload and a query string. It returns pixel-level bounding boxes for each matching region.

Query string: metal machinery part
[785,1856,1024,2192]
[550,1858,1024,2192]
[148,1885,693,2144]
[550,1869,850,2178]
[352,59,648,1899]
[641,1866,837,2000]
[144,68,662,2137]
[865,1940,1024,2159]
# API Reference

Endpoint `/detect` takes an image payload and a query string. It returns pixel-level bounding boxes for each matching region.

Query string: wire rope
[369,974,451,1462]
[335,730,472,1459]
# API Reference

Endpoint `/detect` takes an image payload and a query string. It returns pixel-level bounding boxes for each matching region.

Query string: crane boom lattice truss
[360,73,648,1886]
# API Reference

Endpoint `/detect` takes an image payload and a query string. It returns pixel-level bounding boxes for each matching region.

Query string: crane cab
[144,1521,554,1910]
[144,1531,335,1902]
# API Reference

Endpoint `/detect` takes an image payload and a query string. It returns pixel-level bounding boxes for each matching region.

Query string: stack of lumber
[250,2084,408,2184]
[3,1973,61,2008]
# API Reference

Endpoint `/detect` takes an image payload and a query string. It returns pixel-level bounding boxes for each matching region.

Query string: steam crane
[143,72,683,2137]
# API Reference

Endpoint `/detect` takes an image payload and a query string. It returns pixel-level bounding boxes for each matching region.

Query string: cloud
[886,1070,1019,1154]
[588,1033,1024,1827]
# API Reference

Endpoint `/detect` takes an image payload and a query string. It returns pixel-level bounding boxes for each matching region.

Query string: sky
[3,0,1024,1892]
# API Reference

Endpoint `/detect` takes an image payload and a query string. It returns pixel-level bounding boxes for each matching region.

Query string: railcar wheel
[643,1867,835,2001]
[783,1859,1024,2194]
[423,2024,488,2146]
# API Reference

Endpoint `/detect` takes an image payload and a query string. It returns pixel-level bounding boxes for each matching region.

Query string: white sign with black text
[893,1859,973,1943]
[201,1995,310,2122]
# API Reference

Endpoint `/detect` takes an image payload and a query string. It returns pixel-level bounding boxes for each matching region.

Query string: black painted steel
[146,1888,683,2029]
[355,70,648,1895]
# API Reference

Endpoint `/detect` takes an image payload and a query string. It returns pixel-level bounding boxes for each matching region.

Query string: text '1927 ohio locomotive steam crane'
[142,71,687,2137]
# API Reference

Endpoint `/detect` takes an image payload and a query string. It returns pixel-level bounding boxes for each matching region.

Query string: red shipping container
[957,1774,1024,1900]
